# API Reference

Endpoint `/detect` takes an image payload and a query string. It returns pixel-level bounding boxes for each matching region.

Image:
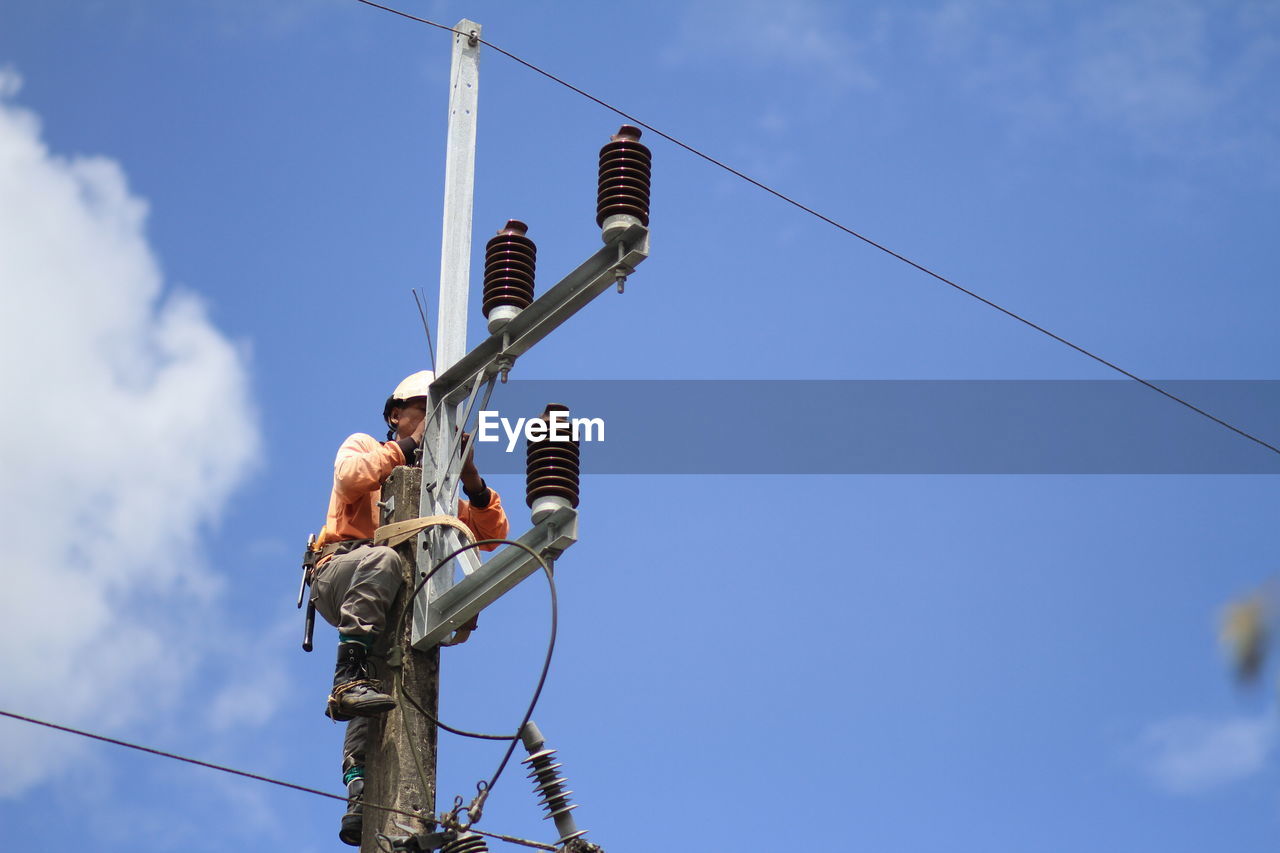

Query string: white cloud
[0,69,261,795]
[1135,712,1277,794]
[664,0,879,91]
[1071,1,1216,127]
[205,613,298,732]
[915,0,1280,166]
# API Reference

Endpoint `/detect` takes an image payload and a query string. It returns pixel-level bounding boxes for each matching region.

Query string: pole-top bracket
[455,18,482,48]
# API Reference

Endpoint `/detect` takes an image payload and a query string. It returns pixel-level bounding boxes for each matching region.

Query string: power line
[0,549,556,837]
[402,538,559,796]
[0,708,414,824]
[354,0,454,34]
[0,707,562,847]
[454,825,557,851]
[351,0,1280,459]
[0,708,345,802]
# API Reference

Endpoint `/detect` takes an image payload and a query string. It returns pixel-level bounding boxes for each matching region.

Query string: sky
[1,0,1279,850]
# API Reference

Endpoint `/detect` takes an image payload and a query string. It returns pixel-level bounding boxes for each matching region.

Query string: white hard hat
[390,370,434,401]
[383,370,434,425]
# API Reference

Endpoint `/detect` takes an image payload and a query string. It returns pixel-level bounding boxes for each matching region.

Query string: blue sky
[1,1,1279,850]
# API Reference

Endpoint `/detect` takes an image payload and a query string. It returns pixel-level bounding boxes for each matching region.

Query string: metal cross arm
[428,223,650,405]
[412,505,579,649]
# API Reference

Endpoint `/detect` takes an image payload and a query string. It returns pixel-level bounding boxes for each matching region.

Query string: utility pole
[362,19,481,852]
[358,15,650,851]
[364,465,439,848]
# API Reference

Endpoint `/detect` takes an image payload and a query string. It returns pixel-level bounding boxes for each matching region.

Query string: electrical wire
[403,537,559,797]
[453,824,558,851]
[396,380,520,743]
[399,678,514,741]
[411,288,438,373]
[352,0,1280,459]
[381,536,558,838]
[0,708,420,825]
[0,707,562,847]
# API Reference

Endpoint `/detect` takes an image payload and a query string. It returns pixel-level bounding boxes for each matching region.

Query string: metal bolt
[496,355,514,384]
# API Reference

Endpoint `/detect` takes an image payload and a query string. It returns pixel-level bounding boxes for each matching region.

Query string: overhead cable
[0,708,420,824]
[2,709,342,807]
[403,538,559,798]
[351,0,1280,459]
[0,708,562,845]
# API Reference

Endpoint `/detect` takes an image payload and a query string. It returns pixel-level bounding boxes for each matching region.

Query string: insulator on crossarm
[483,219,536,333]
[440,831,489,853]
[520,721,588,846]
[525,404,580,525]
[597,125,651,243]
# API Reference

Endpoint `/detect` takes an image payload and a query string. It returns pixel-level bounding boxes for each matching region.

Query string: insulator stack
[597,125,651,243]
[520,721,587,845]
[441,832,489,853]
[483,220,536,333]
[525,404,580,524]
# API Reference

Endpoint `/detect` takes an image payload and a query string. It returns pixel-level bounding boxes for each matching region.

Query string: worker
[309,370,510,845]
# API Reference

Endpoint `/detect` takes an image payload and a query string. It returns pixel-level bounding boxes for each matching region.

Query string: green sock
[338,633,373,649]
[344,765,365,785]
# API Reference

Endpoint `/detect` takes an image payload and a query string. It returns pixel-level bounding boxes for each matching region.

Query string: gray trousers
[310,542,405,771]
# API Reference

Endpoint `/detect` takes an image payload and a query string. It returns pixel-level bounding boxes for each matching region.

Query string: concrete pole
[434,18,481,375]
[363,21,483,850]
[421,18,483,616]
[363,467,439,850]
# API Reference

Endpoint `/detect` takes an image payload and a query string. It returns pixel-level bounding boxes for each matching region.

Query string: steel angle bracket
[428,223,650,405]
[412,505,579,649]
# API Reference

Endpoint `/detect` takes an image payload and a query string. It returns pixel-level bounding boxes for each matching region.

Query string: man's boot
[339,775,363,846]
[326,640,396,721]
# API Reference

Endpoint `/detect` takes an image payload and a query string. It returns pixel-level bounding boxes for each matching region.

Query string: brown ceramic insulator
[483,220,536,318]
[526,471,581,494]
[596,125,651,227]
[597,126,652,164]
[525,435,579,459]
[598,157,651,177]
[526,405,581,509]
[526,461,580,480]
[597,178,650,204]
[525,442,580,464]
[526,453,580,504]
[525,456,581,477]
[525,475,579,507]
[484,252,535,278]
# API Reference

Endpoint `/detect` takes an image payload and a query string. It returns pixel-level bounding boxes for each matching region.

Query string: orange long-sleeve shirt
[316,432,509,550]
